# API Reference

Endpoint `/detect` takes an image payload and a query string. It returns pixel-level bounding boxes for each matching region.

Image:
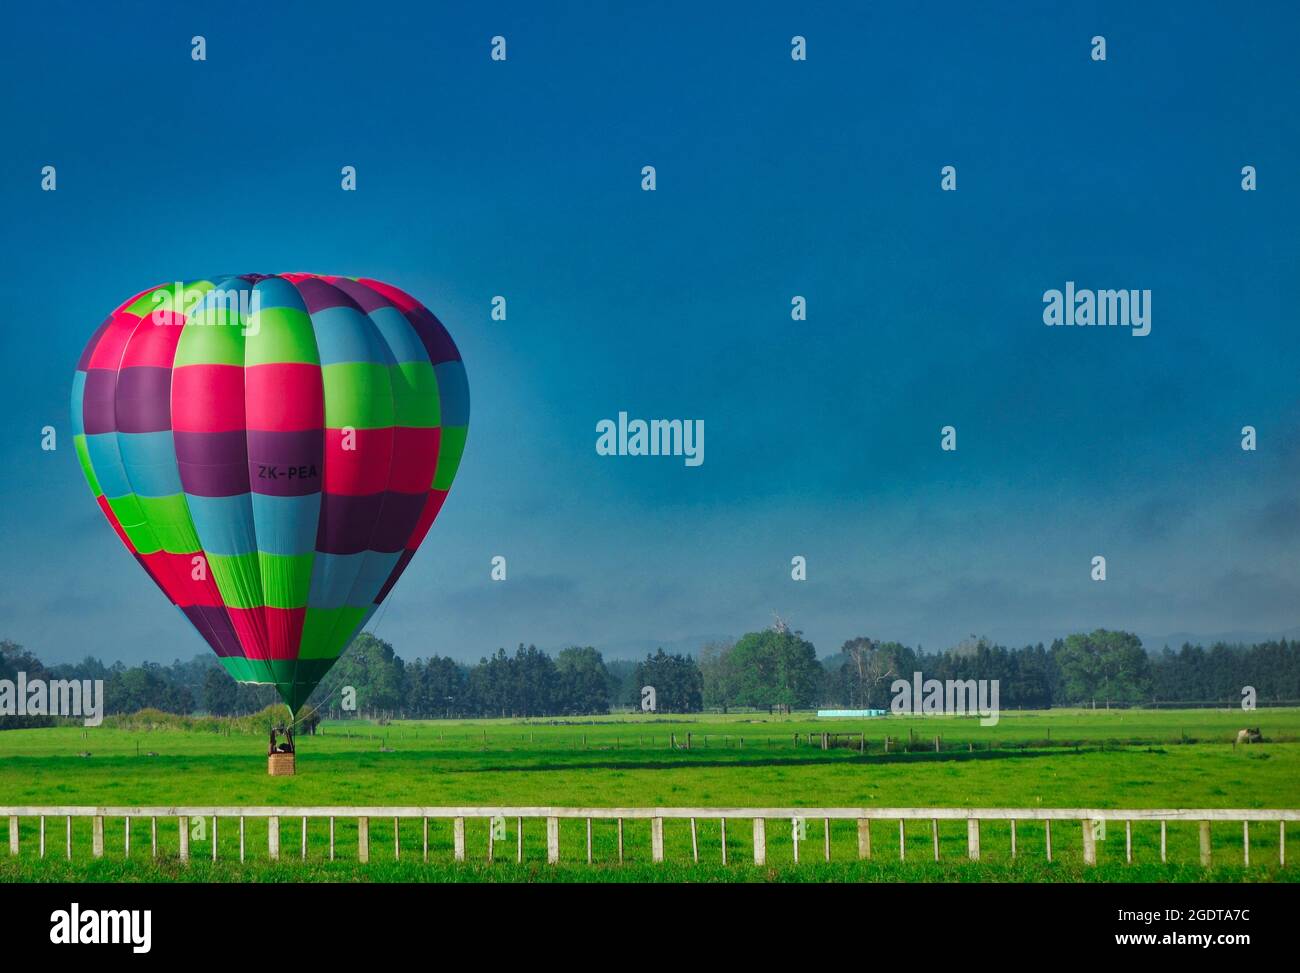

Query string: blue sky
[1,1,1298,666]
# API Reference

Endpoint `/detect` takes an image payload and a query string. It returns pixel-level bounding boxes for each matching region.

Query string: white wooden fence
[3,806,1295,867]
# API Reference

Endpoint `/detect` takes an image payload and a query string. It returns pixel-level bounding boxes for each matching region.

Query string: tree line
[3,626,1299,724]
[813,630,1300,711]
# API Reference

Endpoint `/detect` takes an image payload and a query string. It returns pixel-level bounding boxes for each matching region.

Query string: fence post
[1011,819,1017,858]
[358,817,369,864]
[721,818,727,865]
[1242,821,1249,866]
[150,817,157,858]
[124,817,130,858]
[393,817,399,860]
[753,819,766,865]
[1082,819,1096,865]
[651,817,664,863]
[7,816,16,855]
[301,817,306,860]
[516,817,522,863]
[931,819,939,861]
[39,816,44,858]
[92,815,103,858]
[268,816,280,861]
[1126,820,1132,863]
[423,818,429,862]
[898,820,905,860]
[328,817,334,861]
[690,818,698,863]
[1280,822,1285,866]
[240,817,246,862]
[214,817,220,861]
[1160,820,1166,863]
[65,817,71,859]
[587,818,593,864]
[454,817,466,862]
[857,818,871,859]
[1199,821,1211,866]
[547,816,560,864]
[617,818,624,863]
[826,817,832,862]
[178,816,189,862]
[967,818,980,861]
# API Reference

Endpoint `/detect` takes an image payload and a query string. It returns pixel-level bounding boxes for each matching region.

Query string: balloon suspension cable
[286,697,325,733]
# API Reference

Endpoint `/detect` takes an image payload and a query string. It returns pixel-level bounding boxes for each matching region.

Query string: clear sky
[1,1,1298,666]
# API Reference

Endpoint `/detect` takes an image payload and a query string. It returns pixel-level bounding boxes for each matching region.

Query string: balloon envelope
[71,274,468,710]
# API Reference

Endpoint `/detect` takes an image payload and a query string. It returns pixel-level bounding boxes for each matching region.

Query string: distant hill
[1140,627,1300,652]
[576,634,735,662]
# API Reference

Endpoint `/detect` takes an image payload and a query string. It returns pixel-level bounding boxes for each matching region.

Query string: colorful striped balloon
[71,274,468,711]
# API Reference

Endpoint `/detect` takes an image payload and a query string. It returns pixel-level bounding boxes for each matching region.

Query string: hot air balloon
[70,273,468,726]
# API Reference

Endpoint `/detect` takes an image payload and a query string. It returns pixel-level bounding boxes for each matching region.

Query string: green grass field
[2,708,1297,882]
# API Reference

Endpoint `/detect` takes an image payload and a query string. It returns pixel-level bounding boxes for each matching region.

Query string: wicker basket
[268,751,296,776]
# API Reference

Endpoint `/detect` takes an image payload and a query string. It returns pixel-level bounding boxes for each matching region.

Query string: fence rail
[4,806,1294,867]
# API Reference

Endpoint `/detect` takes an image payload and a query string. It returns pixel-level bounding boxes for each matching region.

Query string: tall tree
[1054,630,1151,706]
[556,646,610,715]
[839,637,898,708]
[730,629,822,713]
[633,649,703,713]
[698,640,738,711]
[202,666,238,716]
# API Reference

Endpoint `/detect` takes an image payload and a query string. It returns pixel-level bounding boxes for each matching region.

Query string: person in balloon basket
[268,726,295,755]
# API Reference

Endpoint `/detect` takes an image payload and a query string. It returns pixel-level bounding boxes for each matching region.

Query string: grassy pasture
[1,708,1297,882]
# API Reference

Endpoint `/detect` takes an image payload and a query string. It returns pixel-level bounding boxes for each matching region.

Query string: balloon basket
[268,752,296,776]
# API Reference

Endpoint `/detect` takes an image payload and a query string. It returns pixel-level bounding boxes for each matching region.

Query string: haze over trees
[2,625,1298,723]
